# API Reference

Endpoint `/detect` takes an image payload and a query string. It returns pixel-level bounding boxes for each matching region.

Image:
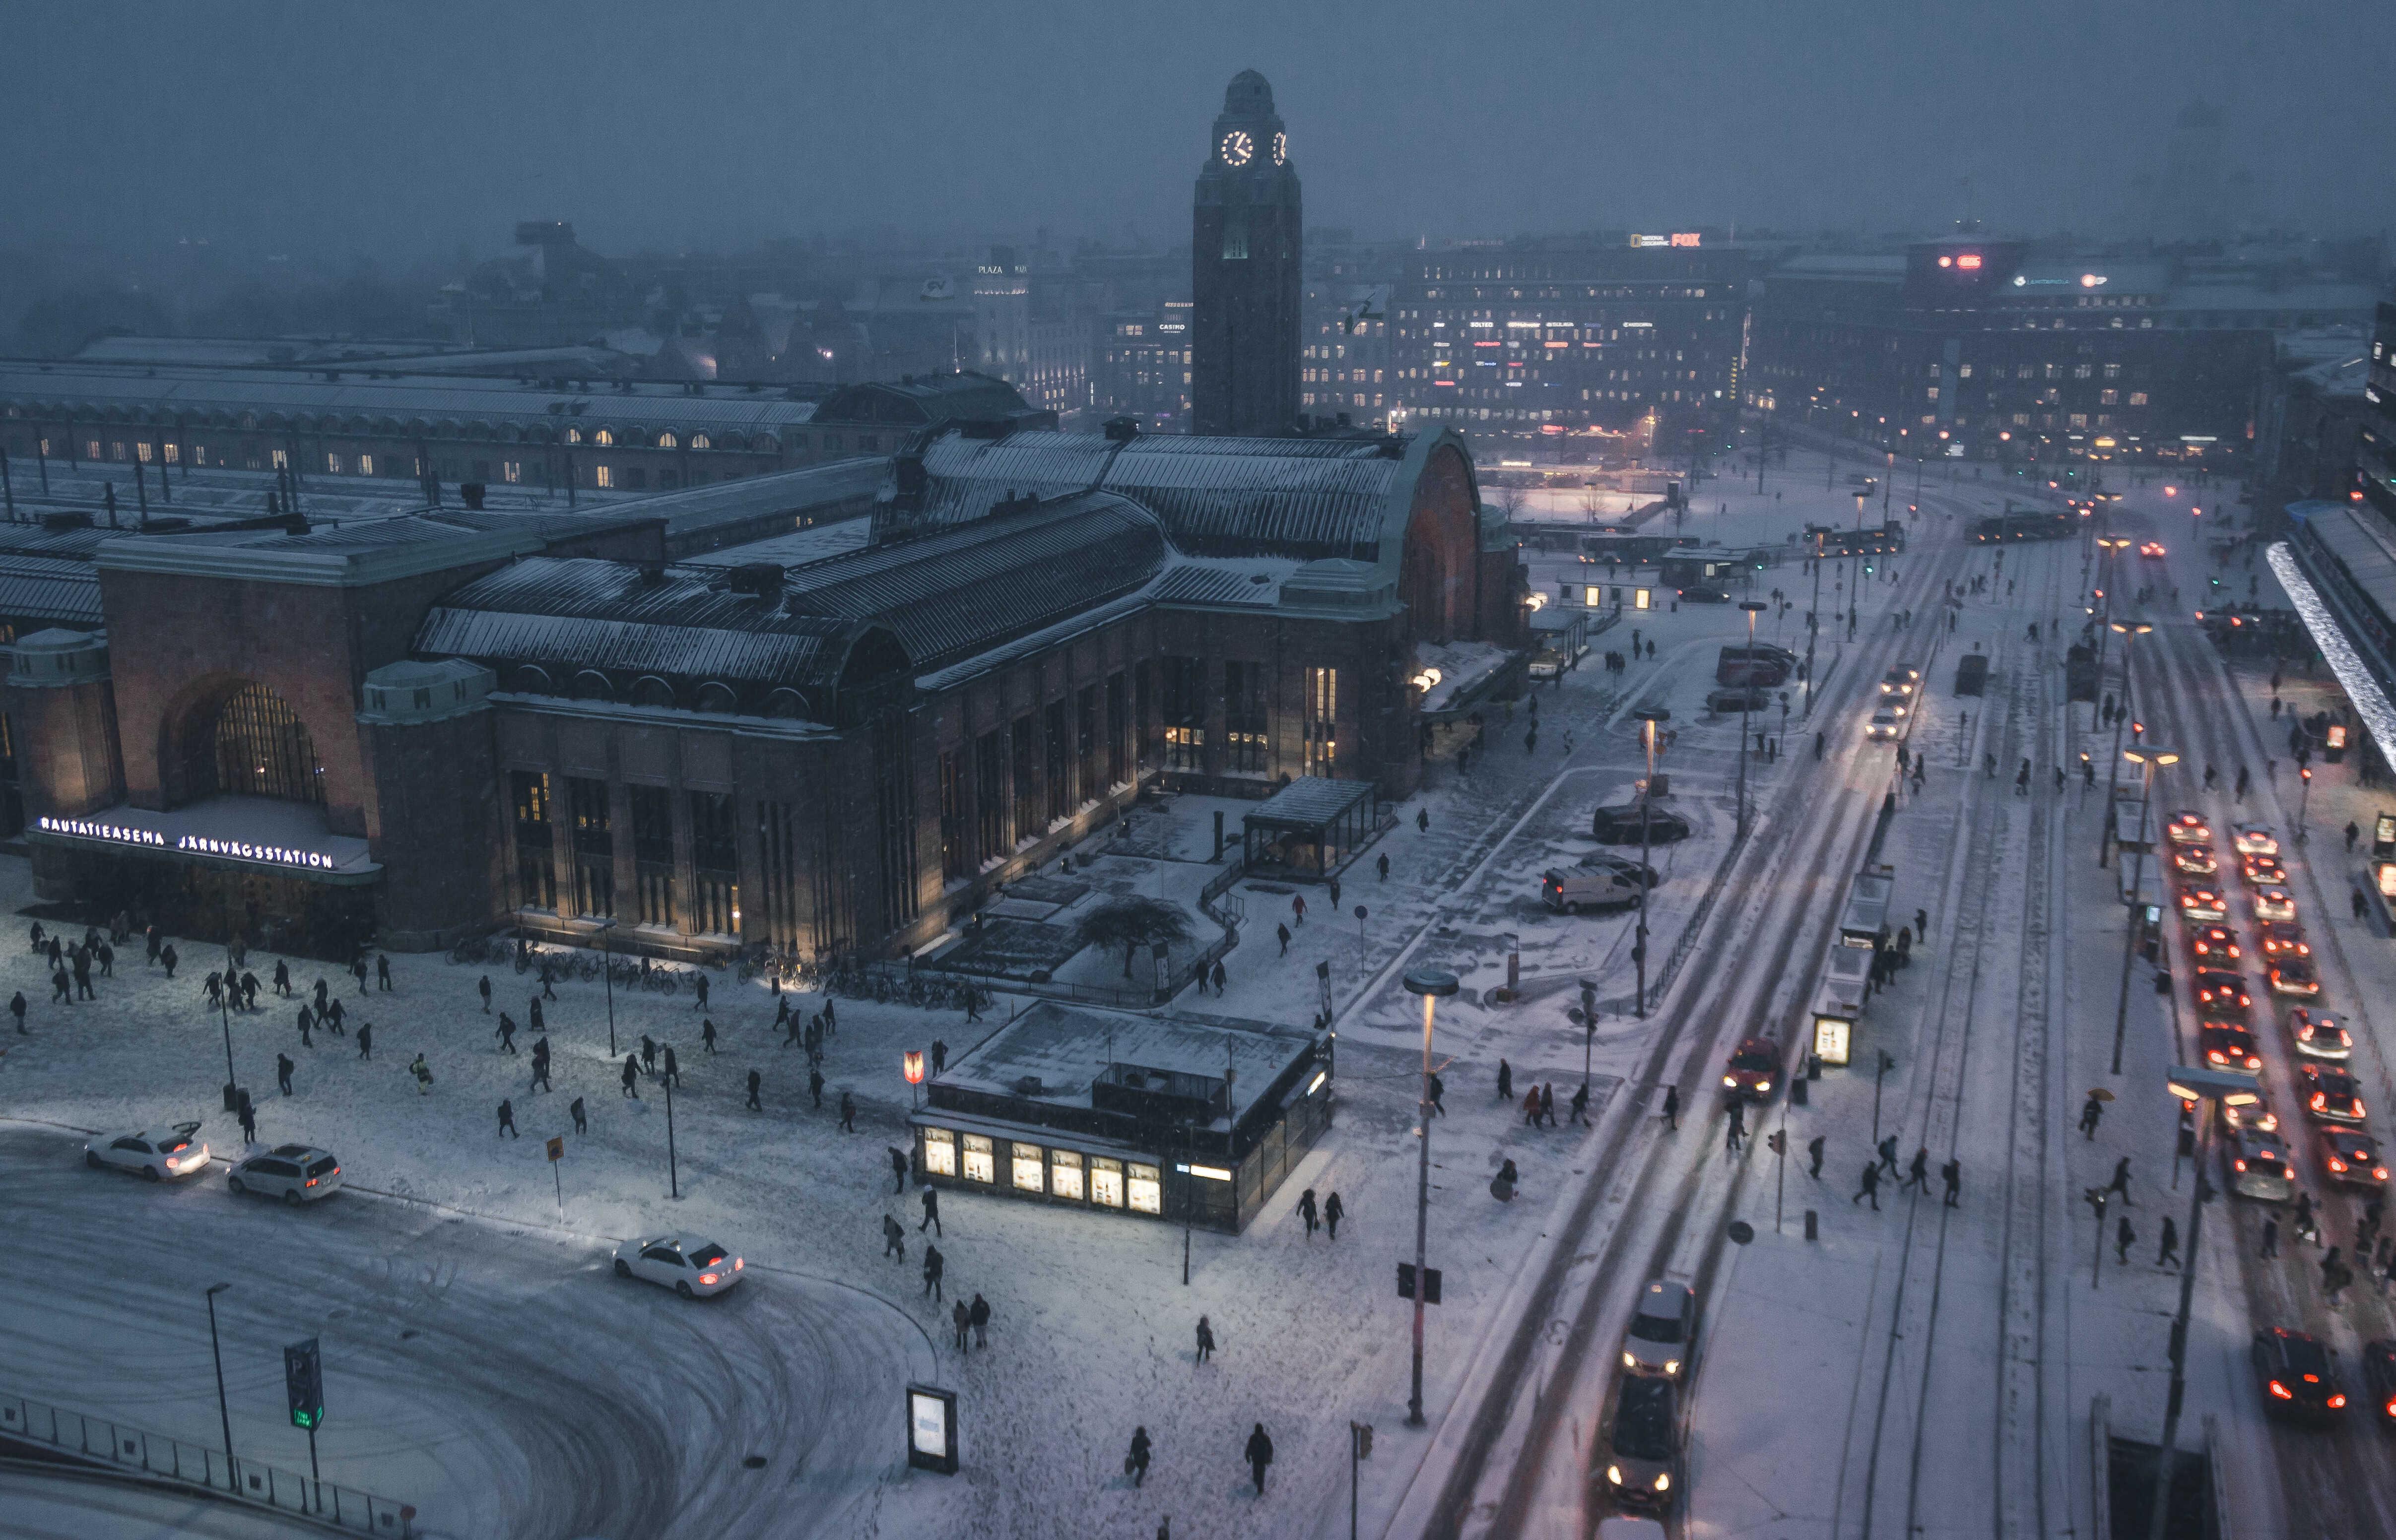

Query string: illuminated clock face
[1220,129,1253,167]
[1272,131,1287,165]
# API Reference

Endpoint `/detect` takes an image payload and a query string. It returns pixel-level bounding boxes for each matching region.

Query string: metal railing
[0,1390,414,1536]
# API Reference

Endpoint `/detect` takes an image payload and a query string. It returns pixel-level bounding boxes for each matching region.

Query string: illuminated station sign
[37,816,341,871]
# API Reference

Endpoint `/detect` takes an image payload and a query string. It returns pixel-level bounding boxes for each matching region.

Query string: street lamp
[1633,707,1671,1017]
[2111,745,2178,1074]
[2148,1064,2260,1540]
[1402,966,1459,1427]
[204,1283,236,1493]
[1737,601,1768,834]
[2296,765,2314,843]
[1803,527,1825,720]
[597,917,619,1056]
[2098,620,2153,866]
[904,1049,925,1111]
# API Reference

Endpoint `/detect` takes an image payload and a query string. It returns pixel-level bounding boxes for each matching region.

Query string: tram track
[1413,507,1979,1540]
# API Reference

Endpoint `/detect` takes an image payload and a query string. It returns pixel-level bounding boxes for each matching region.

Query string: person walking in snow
[968,1292,990,1349]
[569,1095,588,1135]
[922,1244,944,1301]
[377,953,393,991]
[1941,1157,1961,1207]
[531,1041,552,1093]
[1127,1427,1152,1487]
[2079,1091,2104,1140]
[497,1099,519,1138]
[889,1146,909,1195]
[809,1065,825,1108]
[296,1004,313,1047]
[920,1187,941,1235]
[8,991,23,1034]
[1663,1084,1680,1131]
[693,972,710,1011]
[882,1214,906,1260]
[1540,1083,1556,1127]
[1417,808,1430,834]
[1244,1423,1274,1496]
[1325,1191,1345,1239]
[1725,1098,1746,1154]
[1196,1315,1216,1363]
[640,1034,657,1074]
[2106,1155,2137,1208]
[276,1053,295,1096]
[662,1045,680,1088]
[1901,1146,1930,1193]
[355,1022,372,1059]
[1427,1073,1446,1117]
[477,974,491,1013]
[2116,1216,2136,1265]
[324,998,345,1034]
[1298,1188,1319,1237]
[1877,1135,1900,1177]
[272,958,289,995]
[839,1091,857,1132]
[621,1054,641,1098]
[1497,1059,1513,1103]
[701,1018,718,1054]
[496,1013,518,1054]
[951,1299,971,1352]
[237,1098,257,1144]
[1808,1135,1827,1179]
[409,1053,431,1094]
[1570,1082,1590,1123]
[1522,1087,1542,1126]
[2157,1216,2180,1270]
[745,1068,761,1110]
[1854,1162,1881,1210]
[1276,922,1291,957]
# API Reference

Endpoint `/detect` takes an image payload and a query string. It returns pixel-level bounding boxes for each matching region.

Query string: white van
[1542,866,1643,913]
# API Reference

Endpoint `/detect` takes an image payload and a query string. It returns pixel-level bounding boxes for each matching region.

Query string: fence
[0,1390,414,1536]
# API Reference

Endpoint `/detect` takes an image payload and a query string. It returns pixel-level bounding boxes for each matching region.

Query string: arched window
[695,681,739,713]
[565,428,583,445]
[657,432,678,449]
[631,675,676,708]
[761,688,806,719]
[572,670,613,701]
[507,664,553,694]
[207,683,325,804]
[690,433,712,450]
[594,429,614,446]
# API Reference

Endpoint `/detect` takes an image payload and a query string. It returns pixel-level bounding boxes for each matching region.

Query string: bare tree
[1070,897,1195,978]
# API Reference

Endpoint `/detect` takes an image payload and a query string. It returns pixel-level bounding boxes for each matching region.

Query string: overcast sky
[12,0,2392,261]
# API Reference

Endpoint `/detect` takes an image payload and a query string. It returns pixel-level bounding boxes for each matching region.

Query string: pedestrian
[237,1098,257,1144]
[540,962,557,1003]
[1877,1135,1900,1177]
[496,1013,518,1054]
[96,940,113,976]
[49,965,68,1005]
[1428,1072,1447,1116]
[1807,1134,1826,1178]
[352,956,369,995]
[922,1244,944,1301]
[1497,1059,1513,1103]
[356,1022,372,1059]
[498,1098,519,1138]
[478,974,492,1013]
[1569,1082,1590,1123]
[809,1066,825,1108]
[1325,1191,1344,1239]
[2079,1091,2104,1139]
[2296,1191,2319,1244]
[270,957,287,995]
[1663,1083,1680,1131]
[1128,1426,1152,1486]
[840,1091,857,1132]
[1417,808,1430,834]
[2116,1215,2136,1265]
[2107,1155,2136,1207]
[890,1146,909,1195]
[883,1214,906,1260]
[1378,852,1391,881]
[2157,1216,2180,1270]
[640,1034,657,1074]
[920,1187,941,1235]
[952,1299,971,1351]
[324,998,345,1034]
[1915,907,1928,941]
[570,1096,590,1135]
[1244,1423,1274,1496]
[1276,922,1291,957]
[621,1054,640,1098]
[377,954,392,991]
[1902,1146,1930,1192]
[1196,1314,1216,1363]
[969,1292,990,1348]
[1210,959,1226,996]
[1854,1162,1881,1210]
[8,990,23,1034]
[2235,766,2250,800]
[276,1053,295,1096]
[1941,1157,1960,1206]
[2261,1218,2279,1259]
[1540,1083,1556,1127]
[410,1053,432,1094]
[531,1044,552,1093]
[662,1045,679,1088]
[746,1068,762,1110]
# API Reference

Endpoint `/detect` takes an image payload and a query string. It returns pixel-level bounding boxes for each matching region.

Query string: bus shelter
[1241,777,1379,883]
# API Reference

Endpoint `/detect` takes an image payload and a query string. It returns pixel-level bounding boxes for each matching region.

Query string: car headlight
[1607,1464,1624,1485]
[1755,1081,1771,1094]
[1623,1351,1637,1368]
[1663,1359,1680,1375]
[1654,1472,1671,1491]
[1723,1075,1738,1087]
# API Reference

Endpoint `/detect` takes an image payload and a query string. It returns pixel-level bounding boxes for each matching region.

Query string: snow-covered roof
[0,555,103,627]
[933,1001,1316,1129]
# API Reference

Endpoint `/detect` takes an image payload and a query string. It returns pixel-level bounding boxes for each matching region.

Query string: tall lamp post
[1633,707,1671,1016]
[1804,528,1824,719]
[1402,967,1458,1426]
[1737,601,1768,834]
[2148,1065,2260,1540]
[204,1283,236,1492]
[597,917,619,1056]
[2110,745,2178,1074]
[2296,765,2314,843]
[2098,619,2153,866]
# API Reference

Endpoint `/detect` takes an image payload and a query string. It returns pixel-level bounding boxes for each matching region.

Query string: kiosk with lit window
[910,1001,1331,1234]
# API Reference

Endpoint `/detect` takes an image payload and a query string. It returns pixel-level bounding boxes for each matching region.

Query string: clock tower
[1192,70,1302,438]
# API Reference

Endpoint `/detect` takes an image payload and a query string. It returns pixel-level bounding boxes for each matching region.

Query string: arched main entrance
[199,682,326,804]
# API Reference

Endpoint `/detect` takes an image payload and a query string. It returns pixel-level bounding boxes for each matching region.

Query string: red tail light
[2315,1094,2329,1109]
[2270,1380,2293,1399]
[699,1273,719,1285]
[2234,1159,2248,1172]
[2329,1158,2347,1173]
[2329,1394,2347,1409]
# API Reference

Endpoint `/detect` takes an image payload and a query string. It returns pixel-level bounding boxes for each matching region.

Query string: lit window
[326,453,344,474]
[922,1128,957,1177]
[1050,1150,1084,1201]
[657,432,677,449]
[1011,1145,1045,1193]
[594,429,614,446]
[2129,392,2149,406]
[2100,389,2118,406]
[1090,1157,1124,1207]
[270,449,288,470]
[690,434,710,450]
[565,429,582,445]
[1127,1163,1162,1215]
[135,442,154,463]
[961,1134,995,1184]
[162,443,179,463]
[595,465,614,488]
[354,454,371,475]
[502,460,521,483]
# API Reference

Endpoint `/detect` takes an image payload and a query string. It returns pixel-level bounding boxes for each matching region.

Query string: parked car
[1705,686,1771,715]
[1620,1280,1697,1379]
[2224,1124,2296,1201]
[84,1121,210,1182]
[1579,853,1661,889]
[1593,804,1692,845]
[2252,1328,2347,1419]
[226,1144,343,1206]
[612,1234,744,1298]
[2288,1008,2350,1061]
[2317,1128,2387,1187]
[1543,866,1645,914]
[1677,585,1731,604]
[1603,1374,1681,1509]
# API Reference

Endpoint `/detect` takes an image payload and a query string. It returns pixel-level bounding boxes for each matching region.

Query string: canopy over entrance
[1241,776,1380,883]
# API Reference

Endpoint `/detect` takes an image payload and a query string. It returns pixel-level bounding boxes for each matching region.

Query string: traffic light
[284,1338,324,1430]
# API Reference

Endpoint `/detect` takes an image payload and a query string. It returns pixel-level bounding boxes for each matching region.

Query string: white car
[613,1235,743,1298]
[85,1121,210,1181]
[227,1144,344,1205]
[1621,1279,1697,1378]
[1864,706,1903,741]
[2231,823,2278,857]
